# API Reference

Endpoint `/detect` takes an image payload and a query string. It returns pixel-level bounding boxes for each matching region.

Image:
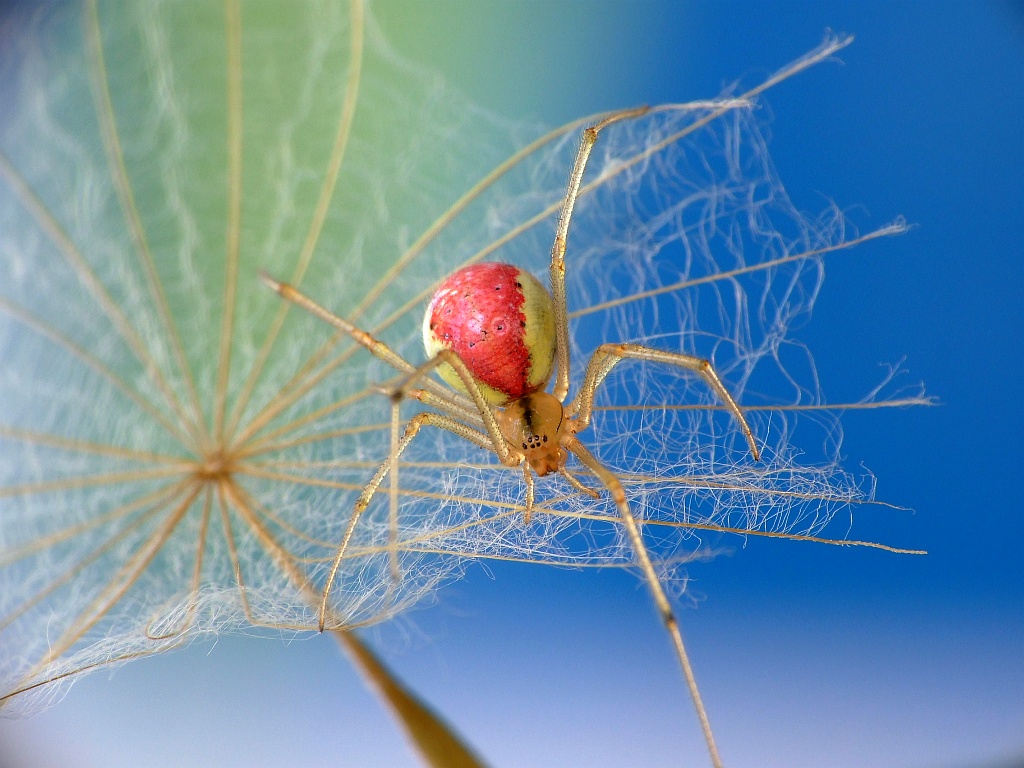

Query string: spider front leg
[570,342,761,461]
[384,348,521,469]
[522,464,535,524]
[318,350,530,631]
[549,106,650,402]
[318,410,501,632]
[564,436,724,768]
[376,350,529,573]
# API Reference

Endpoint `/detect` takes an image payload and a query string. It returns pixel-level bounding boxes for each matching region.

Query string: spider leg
[260,272,464,411]
[318,411,505,632]
[522,464,535,524]
[379,354,527,581]
[570,342,761,461]
[387,399,401,584]
[563,435,723,768]
[384,370,508,585]
[384,348,521,468]
[559,466,601,500]
[549,106,650,403]
[406,387,484,428]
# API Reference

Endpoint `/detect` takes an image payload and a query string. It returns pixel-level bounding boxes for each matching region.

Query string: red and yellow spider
[263,106,759,767]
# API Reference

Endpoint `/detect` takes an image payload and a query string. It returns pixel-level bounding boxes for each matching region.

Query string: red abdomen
[422,263,556,405]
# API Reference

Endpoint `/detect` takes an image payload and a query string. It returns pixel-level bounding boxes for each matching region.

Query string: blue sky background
[2,2,1022,767]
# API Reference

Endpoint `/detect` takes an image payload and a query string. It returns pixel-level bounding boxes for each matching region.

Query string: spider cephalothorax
[494,390,569,477]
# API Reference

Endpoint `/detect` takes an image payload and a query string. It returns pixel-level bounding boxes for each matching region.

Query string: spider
[263,105,759,766]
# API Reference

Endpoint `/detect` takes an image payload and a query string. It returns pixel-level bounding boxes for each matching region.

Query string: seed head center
[195,449,235,483]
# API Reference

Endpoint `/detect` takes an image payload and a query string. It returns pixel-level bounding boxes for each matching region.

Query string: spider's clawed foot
[371,380,405,404]
[258,269,285,295]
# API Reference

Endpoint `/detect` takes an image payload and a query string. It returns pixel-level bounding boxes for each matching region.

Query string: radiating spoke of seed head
[84,0,208,452]
[22,481,200,679]
[0,151,206,448]
[224,0,366,444]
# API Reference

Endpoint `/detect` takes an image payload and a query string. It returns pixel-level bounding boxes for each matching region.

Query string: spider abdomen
[423,263,556,405]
